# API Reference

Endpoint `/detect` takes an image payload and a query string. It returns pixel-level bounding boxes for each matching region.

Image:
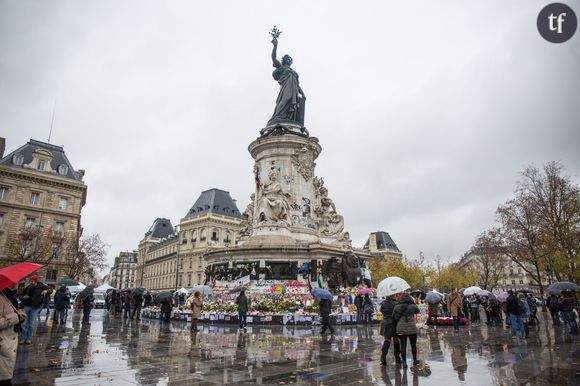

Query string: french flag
[255,171,261,191]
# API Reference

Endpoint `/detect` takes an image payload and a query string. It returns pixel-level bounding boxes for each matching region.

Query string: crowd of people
[1,272,579,385]
[372,287,579,369]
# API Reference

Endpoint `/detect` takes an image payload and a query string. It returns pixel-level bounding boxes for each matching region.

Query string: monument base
[260,120,309,138]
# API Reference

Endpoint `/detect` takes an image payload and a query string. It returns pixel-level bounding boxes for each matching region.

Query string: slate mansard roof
[145,218,175,238]
[363,231,400,251]
[186,188,241,218]
[0,139,83,181]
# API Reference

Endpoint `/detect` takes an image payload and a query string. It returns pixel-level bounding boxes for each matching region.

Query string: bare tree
[3,225,66,266]
[518,162,580,282]
[473,229,505,290]
[63,233,109,280]
[496,192,549,295]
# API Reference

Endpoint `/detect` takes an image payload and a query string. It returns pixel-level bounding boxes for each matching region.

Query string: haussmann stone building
[136,188,242,291]
[0,137,87,286]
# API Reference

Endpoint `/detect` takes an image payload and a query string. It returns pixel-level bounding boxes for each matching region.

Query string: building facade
[0,138,87,286]
[136,189,242,291]
[109,251,138,289]
[456,249,550,292]
[362,231,403,260]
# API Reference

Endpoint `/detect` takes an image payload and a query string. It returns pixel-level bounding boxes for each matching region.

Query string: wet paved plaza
[11,310,579,386]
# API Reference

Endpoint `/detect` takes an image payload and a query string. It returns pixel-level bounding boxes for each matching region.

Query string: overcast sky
[1,1,579,270]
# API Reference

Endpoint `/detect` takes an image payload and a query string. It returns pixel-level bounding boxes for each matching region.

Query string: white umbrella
[188,285,213,296]
[94,283,115,293]
[431,290,445,297]
[377,276,411,298]
[176,287,188,294]
[463,286,483,296]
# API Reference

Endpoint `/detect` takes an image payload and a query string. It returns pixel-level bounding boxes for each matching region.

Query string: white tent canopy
[67,283,86,293]
[95,283,115,293]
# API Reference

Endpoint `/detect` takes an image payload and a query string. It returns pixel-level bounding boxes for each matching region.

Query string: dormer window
[12,154,24,166]
[57,164,69,175]
[37,159,45,171]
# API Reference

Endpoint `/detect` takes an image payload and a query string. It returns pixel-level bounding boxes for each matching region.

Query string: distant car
[94,293,106,309]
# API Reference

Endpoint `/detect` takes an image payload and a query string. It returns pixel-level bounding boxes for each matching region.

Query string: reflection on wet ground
[11,310,579,385]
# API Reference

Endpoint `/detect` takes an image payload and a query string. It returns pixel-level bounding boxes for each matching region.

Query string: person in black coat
[131,293,143,320]
[506,290,525,339]
[160,299,173,323]
[81,289,95,325]
[53,285,71,324]
[319,298,335,335]
[354,294,364,324]
[363,294,374,324]
[547,294,560,327]
[379,295,401,365]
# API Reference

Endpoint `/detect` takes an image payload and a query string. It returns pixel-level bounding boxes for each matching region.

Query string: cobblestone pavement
[10,309,579,386]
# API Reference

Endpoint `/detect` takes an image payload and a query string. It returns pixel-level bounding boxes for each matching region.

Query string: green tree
[368,255,428,290]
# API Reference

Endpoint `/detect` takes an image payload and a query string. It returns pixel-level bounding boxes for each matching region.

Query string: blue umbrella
[311,288,333,300]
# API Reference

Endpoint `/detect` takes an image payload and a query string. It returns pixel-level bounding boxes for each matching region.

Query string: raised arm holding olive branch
[266,28,306,128]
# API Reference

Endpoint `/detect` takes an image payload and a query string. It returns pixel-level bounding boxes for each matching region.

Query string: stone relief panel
[291,144,315,181]
[256,168,293,227]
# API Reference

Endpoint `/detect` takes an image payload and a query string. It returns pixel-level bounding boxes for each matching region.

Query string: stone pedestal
[204,132,372,289]
[246,134,322,244]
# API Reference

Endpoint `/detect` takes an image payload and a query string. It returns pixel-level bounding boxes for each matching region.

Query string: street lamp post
[174,225,182,292]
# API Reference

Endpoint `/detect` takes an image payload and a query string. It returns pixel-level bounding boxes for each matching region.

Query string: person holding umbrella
[235,290,250,331]
[379,293,402,366]
[154,291,173,323]
[559,289,578,335]
[80,287,95,325]
[52,285,71,325]
[547,293,560,327]
[131,290,144,320]
[319,296,335,335]
[1,282,27,384]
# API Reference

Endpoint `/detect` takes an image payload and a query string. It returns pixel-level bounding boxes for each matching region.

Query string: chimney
[78,169,85,180]
[0,137,5,158]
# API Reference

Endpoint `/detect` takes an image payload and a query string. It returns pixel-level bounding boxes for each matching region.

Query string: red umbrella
[0,262,43,290]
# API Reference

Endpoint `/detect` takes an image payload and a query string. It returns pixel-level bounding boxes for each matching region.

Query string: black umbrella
[516,288,534,294]
[155,291,173,302]
[410,290,426,300]
[229,286,246,294]
[548,281,580,295]
[132,287,146,295]
[58,278,79,286]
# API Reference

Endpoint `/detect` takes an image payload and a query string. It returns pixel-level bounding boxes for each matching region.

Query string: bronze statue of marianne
[263,27,308,137]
